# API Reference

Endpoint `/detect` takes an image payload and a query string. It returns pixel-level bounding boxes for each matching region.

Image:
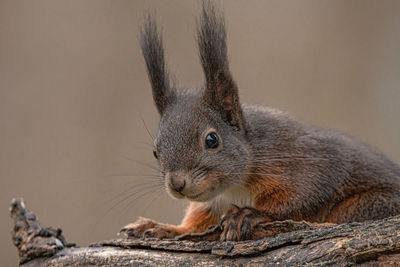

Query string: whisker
[121,155,160,172]
[140,115,155,141]
[100,173,163,180]
[192,166,208,180]
[122,187,163,217]
[138,142,155,148]
[120,185,164,215]
[140,188,165,216]
[104,182,164,217]
[104,180,163,207]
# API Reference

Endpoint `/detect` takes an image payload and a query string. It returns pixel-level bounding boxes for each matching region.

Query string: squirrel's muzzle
[169,178,186,193]
[165,171,187,199]
[165,170,217,201]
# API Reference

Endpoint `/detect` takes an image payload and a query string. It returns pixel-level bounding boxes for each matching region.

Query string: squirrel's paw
[219,204,270,241]
[119,217,180,239]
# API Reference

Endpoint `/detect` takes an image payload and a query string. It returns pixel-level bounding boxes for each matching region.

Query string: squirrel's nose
[169,178,186,193]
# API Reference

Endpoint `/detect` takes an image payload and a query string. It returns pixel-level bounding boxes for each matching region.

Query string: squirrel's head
[141,2,250,202]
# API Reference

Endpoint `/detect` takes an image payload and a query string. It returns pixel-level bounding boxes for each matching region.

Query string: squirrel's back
[243,104,400,223]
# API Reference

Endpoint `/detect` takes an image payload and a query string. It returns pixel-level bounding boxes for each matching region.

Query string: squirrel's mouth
[185,185,221,202]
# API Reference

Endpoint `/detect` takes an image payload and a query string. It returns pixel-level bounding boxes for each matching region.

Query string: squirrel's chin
[185,190,220,202]
[186,194,208,202]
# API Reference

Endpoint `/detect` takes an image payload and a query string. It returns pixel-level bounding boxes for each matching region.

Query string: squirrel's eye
[153,149,158,159]
[205,132,219,149]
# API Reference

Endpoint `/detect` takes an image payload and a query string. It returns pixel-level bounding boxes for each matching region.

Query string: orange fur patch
[245,166,297,220]
[179,202,219,233]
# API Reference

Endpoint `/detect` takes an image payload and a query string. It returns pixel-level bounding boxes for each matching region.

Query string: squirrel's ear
[141,14,175,115]
[198,2,244,130]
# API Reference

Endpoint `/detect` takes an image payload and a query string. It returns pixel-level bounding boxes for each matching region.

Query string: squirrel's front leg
[219,204,272,241]
[120,202,218,239]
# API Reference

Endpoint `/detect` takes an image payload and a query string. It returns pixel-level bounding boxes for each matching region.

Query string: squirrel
[120,2,400,241]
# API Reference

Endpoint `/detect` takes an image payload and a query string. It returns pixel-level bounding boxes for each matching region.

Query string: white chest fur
[208,186,254,216]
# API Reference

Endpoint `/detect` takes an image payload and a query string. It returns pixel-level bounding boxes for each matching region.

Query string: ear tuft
[198,1,244,129]
[197,1,228,88]
[141,14,175,114]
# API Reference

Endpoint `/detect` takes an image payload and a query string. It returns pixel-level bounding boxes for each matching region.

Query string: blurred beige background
[1,0,400,265]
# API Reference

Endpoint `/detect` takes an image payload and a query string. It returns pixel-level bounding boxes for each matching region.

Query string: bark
[10,198,400,266]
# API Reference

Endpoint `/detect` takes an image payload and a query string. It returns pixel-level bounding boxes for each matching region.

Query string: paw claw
[220,215,227,225]
[142,229,153,239]
[119,227,138,237]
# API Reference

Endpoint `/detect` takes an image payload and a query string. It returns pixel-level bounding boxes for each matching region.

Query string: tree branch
[10,198,400,266]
